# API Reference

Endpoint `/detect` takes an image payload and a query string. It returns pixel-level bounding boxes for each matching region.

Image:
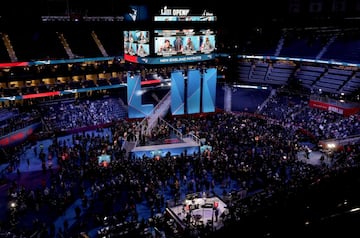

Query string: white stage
[165,195,228,232]
[131,137,200,158]
[297,150,333,167]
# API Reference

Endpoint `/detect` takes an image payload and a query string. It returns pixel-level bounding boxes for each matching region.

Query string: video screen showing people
[98,154,111,167]
[124,30,150,57]
[124,42,149,57]
[154,29,215,57]
[123,5,149,22]
[136,43,150,57]
[124,31,129,42]
[155,36,178,57]
[125,42,137,56]
[155,35,200,56]
[135,31,149,44]
[200,35,215,53]
[183,36,200,55]
[126,30,149,44]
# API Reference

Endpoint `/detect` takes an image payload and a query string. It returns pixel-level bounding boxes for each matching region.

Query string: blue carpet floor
[0,128,239,238]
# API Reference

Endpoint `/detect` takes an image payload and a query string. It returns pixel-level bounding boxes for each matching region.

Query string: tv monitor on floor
[98,154,111,167]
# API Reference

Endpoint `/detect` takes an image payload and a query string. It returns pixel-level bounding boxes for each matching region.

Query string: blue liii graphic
[126,69,216,118]
[127,73,154,118]
[171,68,217,115]
[171,71,185,115]
[187,69,201,114]
[202,68,217,113]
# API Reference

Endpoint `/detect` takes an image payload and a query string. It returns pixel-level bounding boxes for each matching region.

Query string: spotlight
[10,202,16,208]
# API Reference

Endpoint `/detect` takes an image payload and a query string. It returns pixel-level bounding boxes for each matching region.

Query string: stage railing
[184,133,201,145]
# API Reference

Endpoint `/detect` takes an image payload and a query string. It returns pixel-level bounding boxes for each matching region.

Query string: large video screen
[98,154,111,167]
[199,30,216,54]
[124,30,150,57]
[154,29,215,57]
[123,5,149,21]
[153,7,216,22]
[154,15,216,22]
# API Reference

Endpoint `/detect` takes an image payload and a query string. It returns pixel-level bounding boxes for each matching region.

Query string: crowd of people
[0,88,359,238]
[0,108,41,137]
[40,97,127,132]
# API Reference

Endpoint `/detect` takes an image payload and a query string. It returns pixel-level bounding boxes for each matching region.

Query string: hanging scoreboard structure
[125,5,218,118]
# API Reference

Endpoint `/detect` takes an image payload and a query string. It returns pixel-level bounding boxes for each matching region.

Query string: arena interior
[0,0,360,238]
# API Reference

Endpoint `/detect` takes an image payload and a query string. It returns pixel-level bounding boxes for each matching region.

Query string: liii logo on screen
[170,68,217,115]
[127,68,217,118]
[160,6,190,16]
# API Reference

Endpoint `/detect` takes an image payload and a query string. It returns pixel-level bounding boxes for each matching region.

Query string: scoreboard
[123,6,217,65]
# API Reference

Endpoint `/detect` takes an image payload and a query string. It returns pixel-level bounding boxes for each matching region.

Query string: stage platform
[165,194,229,233]
[131,137,200,158]
[296,150,332,167]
